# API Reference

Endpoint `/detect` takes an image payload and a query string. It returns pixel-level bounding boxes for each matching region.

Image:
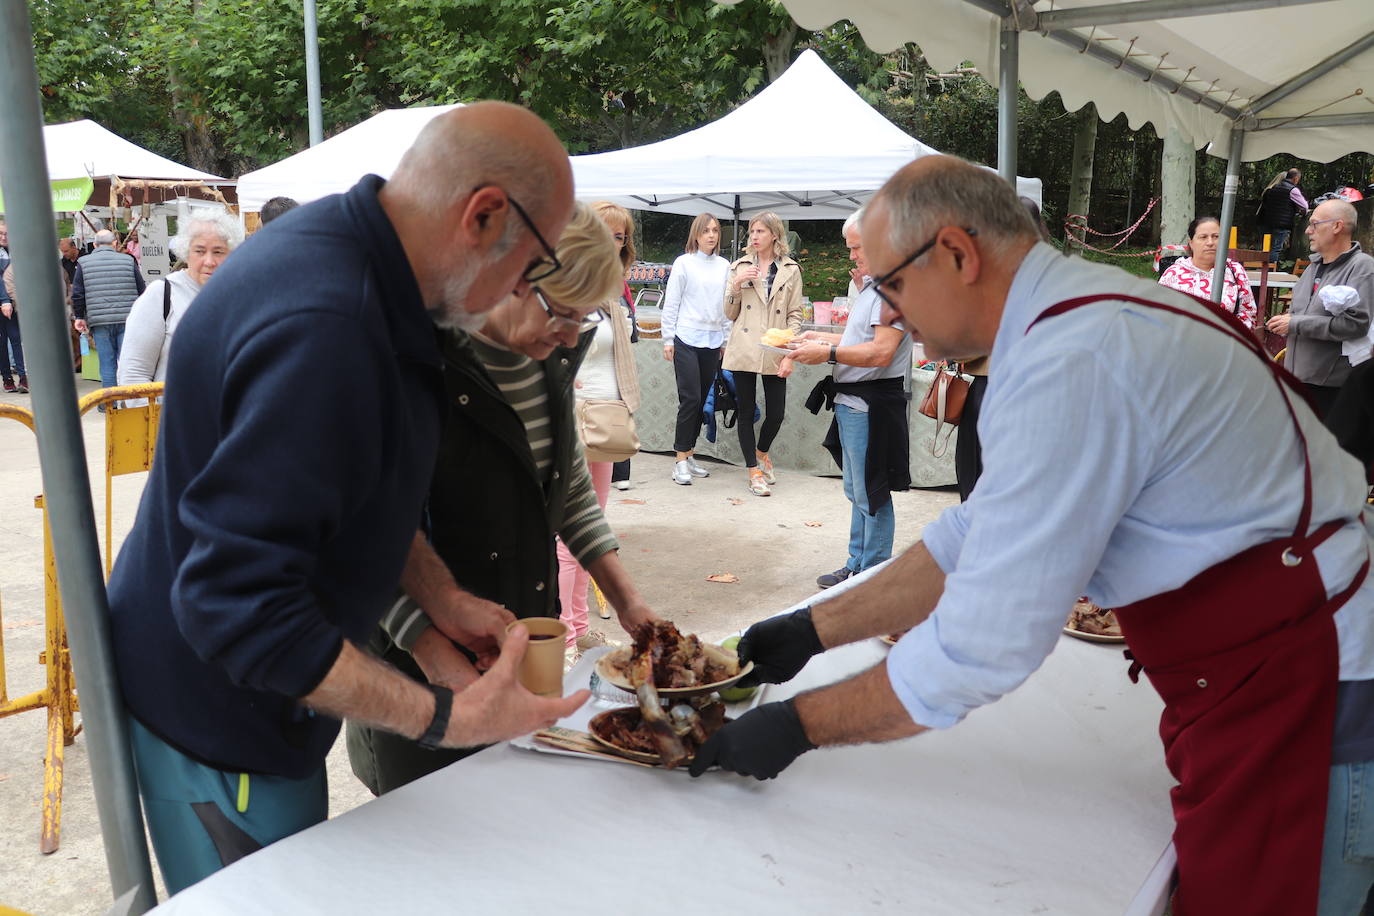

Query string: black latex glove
[735,607,824,687]
[688,699,816,779]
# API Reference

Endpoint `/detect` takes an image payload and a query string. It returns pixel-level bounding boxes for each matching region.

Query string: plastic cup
[506,618,569,696]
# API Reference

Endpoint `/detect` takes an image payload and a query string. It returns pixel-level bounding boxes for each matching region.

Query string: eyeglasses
[534,288,603,333]
[473,186,562,283]
[871,227,978,310]
[1309,218,1341,229]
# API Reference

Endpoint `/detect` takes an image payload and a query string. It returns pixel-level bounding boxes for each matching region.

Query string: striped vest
[77,248,140,326]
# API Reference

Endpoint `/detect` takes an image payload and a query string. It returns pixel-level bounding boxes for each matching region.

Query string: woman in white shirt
[662,214,730,485]
[118,211,242,389]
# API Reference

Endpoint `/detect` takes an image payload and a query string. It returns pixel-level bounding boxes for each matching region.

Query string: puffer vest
[78,248,140,326]
[1258,180,1300,230]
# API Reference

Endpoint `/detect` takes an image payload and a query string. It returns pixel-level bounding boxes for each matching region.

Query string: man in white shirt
[783,209,911,588]
[692,156,1374,914]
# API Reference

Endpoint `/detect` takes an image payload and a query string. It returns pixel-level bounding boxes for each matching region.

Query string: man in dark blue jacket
[107,102,589,894]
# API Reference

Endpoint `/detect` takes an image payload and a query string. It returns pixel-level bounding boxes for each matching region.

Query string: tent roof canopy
[573,49,1041,219]
[236,104,462,211]
[44,119,230,183]
[741,0,1374,163]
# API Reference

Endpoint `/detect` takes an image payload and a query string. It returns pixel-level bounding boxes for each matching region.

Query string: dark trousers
[954,375,988,502]
[612,459,631,481]
[1305,382,1342,421]
[733,371,786,467]
[1260,227,1291,261]
[672,338,721,453]
[0,310,24,381]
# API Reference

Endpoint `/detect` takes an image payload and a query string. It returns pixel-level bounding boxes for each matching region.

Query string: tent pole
[733,195,742,259]
[304,0,324,146]
[1212,128,1245,304]
[0,3,157,911]
[997,23,1019,186]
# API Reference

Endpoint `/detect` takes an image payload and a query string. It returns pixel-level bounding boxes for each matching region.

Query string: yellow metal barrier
[0,383,162,854]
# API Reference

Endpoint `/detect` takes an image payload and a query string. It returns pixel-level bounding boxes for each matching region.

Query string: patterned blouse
[1158,257,1258,329]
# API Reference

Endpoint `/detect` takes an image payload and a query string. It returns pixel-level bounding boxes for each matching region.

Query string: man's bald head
[389,101,572,227]
[864,156,1040,362]
[381,101,575,330]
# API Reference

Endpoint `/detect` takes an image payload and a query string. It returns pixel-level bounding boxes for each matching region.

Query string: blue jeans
[1319,761,1374,914]
[836,403,895,573]
[91,323,124,389]
[129,716,328,894]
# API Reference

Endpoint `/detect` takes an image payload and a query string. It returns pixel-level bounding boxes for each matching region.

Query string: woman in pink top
[1159,216,1257,328]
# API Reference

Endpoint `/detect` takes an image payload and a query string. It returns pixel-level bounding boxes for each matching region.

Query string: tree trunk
[1066,102,1098,257]
[763,19,798,82]
[168,0,219,173]
[1160,126,1196,250]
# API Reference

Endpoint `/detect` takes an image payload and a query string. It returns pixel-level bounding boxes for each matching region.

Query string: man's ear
[458,187,510,251]
[947,228,981,286]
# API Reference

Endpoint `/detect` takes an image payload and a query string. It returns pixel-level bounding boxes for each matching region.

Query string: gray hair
[842,206,865,237]
[170,211,244,260]
[94,229,116,246]
[876,158,1039,261]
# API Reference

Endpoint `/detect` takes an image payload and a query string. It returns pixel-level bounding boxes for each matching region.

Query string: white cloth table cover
[154,571,1173,914]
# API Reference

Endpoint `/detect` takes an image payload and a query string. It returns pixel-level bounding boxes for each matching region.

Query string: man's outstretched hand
[735,607,824,687]
[688,699,815,779]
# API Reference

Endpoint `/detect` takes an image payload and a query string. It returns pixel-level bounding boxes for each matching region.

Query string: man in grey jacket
[71,228,145,392]
[1268,199,1374,418]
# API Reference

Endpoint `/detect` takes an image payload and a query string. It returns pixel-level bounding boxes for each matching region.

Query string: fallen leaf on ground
[706,573,739,584]
[617,499,646,505]
[804,521,823,528]
[727,498,744,506]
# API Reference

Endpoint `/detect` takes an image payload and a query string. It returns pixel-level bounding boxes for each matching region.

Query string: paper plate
[595,645,754,698]
[586,708,734,767]
[759,342,799,354]
[1061,625,1125,645]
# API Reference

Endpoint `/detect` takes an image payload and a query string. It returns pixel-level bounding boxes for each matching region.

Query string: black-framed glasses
[871,227,978,310]
[534,288,603,333]
[475,186,562,283]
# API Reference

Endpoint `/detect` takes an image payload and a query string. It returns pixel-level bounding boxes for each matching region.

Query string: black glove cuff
[792,606,825,657]
[418,685,453,751]
[779,697,818,753]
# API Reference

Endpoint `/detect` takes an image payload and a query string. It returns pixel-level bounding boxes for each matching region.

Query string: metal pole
[1212,128,1246,303]
[998,24,1019,186]
[0,3,156,912]
[304,0,324,146]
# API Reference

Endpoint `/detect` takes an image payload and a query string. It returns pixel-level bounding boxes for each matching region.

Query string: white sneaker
[686,456,710,478]
[613,480,630,491]
[576,630,617,651]
[672,460,693,485]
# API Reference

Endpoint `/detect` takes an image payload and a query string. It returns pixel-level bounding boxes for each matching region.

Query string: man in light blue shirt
[693,156,1374,913]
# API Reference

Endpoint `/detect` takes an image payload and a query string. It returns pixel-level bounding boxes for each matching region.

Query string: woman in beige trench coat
[721,211,804,496]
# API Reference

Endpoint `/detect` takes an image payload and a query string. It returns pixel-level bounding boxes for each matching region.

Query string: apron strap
[1027,292,1316,541]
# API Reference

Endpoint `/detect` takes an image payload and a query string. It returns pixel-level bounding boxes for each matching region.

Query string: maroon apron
[1028,293,1369,915]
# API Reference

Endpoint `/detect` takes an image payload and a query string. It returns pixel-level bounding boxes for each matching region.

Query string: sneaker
[686,456,710,478]
[758,453,776,485]
[2,380,14,393]
[672,460,693,485]
[817,566,855,589]
[15,376,27,394]
[576,630,616,651]
[613,480,630,491]
[748,468,771,497]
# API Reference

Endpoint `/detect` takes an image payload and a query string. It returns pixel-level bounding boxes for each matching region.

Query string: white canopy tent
[44,119,229,184]
[236,104,462,211]
[724,0,1374,304]
[572,48,1041,220]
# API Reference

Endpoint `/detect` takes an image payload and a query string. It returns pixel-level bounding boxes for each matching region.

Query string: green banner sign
[0,176,95,214]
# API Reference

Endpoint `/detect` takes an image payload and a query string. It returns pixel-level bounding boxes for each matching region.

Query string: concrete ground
[0,378,956,914]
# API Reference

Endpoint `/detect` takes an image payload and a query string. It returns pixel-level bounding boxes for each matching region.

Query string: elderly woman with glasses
[348,202,658,795]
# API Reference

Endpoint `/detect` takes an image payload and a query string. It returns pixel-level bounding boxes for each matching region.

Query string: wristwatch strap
[828,345,837,365]
[417,684,454,751]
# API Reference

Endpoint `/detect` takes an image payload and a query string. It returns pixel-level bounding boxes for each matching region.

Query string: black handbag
[712,371,739,430]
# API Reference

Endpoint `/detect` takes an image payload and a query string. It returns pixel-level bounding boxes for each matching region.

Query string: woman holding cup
[347,203,657,795]
[721,211,804,496]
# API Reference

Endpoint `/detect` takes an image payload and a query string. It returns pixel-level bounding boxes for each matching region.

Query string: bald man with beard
[106,102,591,893]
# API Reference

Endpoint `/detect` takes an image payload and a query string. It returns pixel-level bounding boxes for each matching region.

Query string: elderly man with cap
[693,156,1374,915]
[106,102,589,893]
